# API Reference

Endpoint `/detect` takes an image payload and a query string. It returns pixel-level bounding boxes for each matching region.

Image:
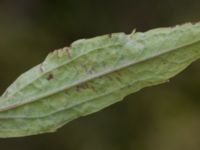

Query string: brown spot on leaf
[76,83,95,92]
[116,71,122,76]
[115,71,122,82]
[89,85,96,91]
[64,47,71,59]
[47,74,54,81]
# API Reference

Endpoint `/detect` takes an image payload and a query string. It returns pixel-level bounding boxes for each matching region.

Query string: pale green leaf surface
[0,22,200,138]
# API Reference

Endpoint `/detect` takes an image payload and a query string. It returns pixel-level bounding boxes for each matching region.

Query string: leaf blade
[0,22,200,137]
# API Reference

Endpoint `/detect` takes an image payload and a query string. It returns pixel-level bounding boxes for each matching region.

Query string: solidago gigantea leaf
[0,22,200,138]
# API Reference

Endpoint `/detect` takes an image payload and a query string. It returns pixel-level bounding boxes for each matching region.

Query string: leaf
[0,22,200,138]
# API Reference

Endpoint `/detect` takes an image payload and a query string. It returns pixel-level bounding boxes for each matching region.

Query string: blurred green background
[0,0,200,149]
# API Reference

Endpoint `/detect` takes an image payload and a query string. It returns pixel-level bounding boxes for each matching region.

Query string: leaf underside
[0,22,200,138]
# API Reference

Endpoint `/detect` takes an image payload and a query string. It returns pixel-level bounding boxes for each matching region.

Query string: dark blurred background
[0,0,200,149]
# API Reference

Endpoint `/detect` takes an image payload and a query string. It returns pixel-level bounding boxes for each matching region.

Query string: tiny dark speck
[47,74,54,80]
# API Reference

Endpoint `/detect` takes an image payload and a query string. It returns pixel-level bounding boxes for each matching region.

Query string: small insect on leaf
[0,22,200,138]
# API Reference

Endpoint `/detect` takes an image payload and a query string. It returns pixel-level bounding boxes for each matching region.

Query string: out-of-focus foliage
[0,0,200,149]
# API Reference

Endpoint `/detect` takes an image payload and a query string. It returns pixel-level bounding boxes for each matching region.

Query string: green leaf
[0,22,200,138]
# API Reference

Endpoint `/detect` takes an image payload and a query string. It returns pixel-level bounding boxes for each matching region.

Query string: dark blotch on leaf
[47,74,54,81]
